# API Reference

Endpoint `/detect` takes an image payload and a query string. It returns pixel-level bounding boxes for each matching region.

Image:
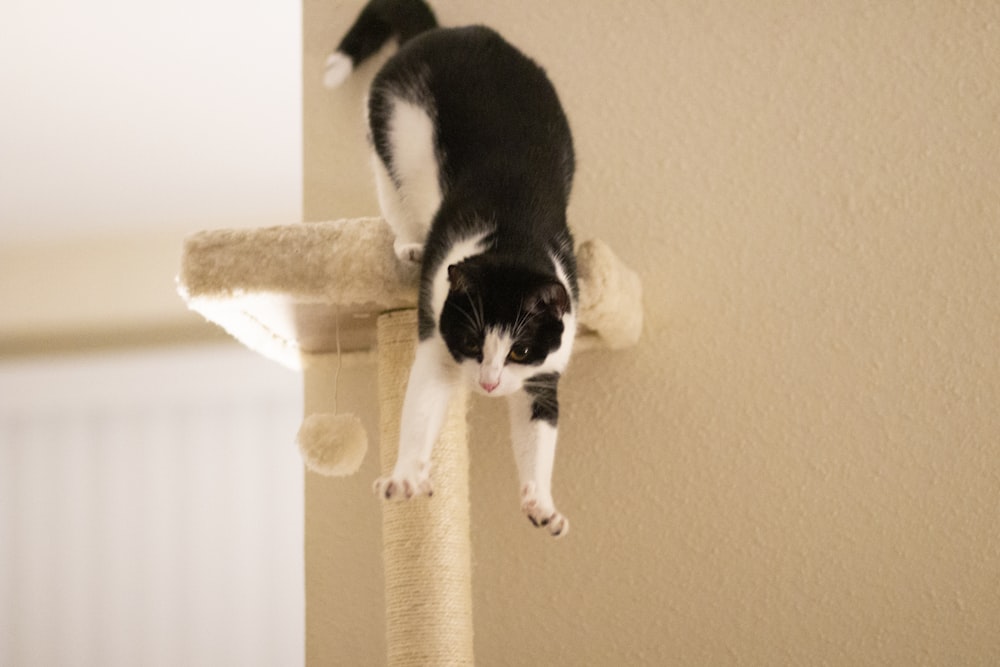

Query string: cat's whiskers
[511,298,528,338]
[473,292,486,331]
[452,299,481,333]
[511,305,540,341]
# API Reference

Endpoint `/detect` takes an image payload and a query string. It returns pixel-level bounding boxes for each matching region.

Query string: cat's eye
[507,345,530,362]
[461,337,481,355]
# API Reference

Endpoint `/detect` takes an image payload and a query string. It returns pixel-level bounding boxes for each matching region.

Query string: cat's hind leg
[372,153,426,263]
[369,97,442,264]
[507,377,569,537]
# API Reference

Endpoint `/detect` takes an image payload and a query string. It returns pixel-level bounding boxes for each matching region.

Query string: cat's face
[439,259,571,396]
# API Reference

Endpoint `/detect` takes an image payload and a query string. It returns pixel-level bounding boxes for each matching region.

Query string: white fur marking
[323,52,353,88]
[384,100,442,247]
[544,253,578,374]
[478,330,513,393]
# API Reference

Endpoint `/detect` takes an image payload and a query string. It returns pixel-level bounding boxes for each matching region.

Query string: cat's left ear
[529,281,570,319]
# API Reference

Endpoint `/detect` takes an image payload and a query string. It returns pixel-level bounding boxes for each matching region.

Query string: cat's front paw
[521,483,569,537]
[374,468,434,501]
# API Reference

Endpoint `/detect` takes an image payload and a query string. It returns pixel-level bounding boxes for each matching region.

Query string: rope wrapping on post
[377,309,475,666]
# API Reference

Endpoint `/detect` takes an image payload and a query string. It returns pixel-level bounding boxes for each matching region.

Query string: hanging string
[333,306,342,413]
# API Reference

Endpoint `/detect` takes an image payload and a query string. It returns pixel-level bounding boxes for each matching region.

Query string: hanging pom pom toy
[296,412,367,476]
[294,306,369,476]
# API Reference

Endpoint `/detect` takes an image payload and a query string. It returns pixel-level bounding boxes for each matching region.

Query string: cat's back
[375,25,550,102]
[372,25,574,189]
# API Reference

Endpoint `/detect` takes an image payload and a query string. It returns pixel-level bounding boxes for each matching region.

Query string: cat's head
[439,256,574,396]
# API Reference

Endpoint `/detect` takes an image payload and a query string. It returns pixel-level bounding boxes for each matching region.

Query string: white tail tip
[323,52,353,89]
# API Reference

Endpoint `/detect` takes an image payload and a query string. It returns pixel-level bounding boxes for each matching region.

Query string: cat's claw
[374,472,433,500]
[521,484,569,537]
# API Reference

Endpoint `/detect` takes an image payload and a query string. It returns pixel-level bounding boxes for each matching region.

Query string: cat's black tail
[323,0,438,88]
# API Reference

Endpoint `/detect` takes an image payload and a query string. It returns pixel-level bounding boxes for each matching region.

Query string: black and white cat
[326,0,578,537]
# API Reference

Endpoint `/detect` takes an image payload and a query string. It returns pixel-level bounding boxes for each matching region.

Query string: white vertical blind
[0,345,304,667]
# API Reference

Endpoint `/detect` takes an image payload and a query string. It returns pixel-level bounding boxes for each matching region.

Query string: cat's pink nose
[480,380,499,393]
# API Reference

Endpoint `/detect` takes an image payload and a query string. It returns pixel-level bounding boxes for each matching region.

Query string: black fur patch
[524,373,560,426]
[364,19,578,344]
[438,258,566,364]
[336,0,437,67]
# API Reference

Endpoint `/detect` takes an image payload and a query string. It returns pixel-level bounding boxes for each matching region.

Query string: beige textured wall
[303,1,1000,664]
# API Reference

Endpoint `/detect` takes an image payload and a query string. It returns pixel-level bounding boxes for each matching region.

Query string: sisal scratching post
[177,217,641,664]
[377,309,474,666]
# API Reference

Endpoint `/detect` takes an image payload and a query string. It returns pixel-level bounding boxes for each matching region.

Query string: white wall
[0,345,304,666]
[0,0,301,243]
[0,0,302,350]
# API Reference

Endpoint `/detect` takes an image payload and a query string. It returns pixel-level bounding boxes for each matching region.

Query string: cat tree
[177,216,641,665]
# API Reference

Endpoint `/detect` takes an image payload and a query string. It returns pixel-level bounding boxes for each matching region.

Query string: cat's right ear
[447,264,472,293]
[528,281,571,319]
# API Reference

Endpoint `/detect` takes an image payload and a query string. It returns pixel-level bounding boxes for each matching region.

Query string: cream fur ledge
[177,217,642,476]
